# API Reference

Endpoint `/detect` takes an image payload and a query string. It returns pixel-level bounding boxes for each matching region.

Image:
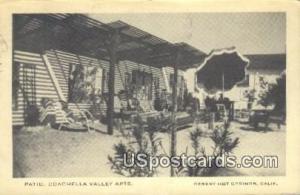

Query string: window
[68,64,104,103]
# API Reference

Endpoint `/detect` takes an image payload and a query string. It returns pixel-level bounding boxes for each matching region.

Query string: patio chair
[39,98,56,127]
[113,95,138,132]
[54,102,90,132]
[69,103,115,133]
[87,95,133,133]
[138,99,160,116]
[79,108,112,132]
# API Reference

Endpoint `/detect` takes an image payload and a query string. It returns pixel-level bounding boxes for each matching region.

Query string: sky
[90,13,286,55]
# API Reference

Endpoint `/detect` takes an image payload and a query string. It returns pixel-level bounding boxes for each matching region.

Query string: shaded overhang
[245,54,286,73]
[13,14,206,70]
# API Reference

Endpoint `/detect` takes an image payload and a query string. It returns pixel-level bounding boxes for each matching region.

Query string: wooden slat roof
[14,14,206,69]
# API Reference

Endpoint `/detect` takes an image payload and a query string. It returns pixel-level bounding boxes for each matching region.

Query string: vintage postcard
[0,0,300,194]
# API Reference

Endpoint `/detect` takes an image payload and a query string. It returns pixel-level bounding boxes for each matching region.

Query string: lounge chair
[138,99,160,117]
[39,98,56,127]
[54,102,90,132]
[160,111,194,131]
[79,109,109,132]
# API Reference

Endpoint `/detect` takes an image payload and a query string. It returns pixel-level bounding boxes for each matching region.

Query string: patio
[12,13,286,178]
[13,121,285,177]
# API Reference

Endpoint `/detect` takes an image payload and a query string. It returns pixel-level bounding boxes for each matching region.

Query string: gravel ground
[13,121,285,177]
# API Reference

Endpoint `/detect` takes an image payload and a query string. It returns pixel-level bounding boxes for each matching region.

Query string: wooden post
[170,48,181,177]
[107,29,120,135]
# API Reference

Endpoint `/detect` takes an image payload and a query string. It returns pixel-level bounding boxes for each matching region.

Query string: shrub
[177,123,239,176]
[259,74,286,117]
[108,114,163,177]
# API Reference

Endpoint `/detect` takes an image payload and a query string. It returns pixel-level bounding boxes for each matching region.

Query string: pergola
[14,14,206,176]
[14,14,205,67]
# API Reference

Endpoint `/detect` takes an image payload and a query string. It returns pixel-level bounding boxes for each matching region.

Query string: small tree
[177,123,239,176]
[108,114,166,177]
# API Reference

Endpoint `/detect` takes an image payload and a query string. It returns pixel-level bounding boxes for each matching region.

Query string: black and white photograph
[12,12,286,178]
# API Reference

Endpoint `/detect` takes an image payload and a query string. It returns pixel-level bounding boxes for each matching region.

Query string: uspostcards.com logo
[121,152,279,170]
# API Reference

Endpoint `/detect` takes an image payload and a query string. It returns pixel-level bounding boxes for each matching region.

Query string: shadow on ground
[240,126,273,132]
